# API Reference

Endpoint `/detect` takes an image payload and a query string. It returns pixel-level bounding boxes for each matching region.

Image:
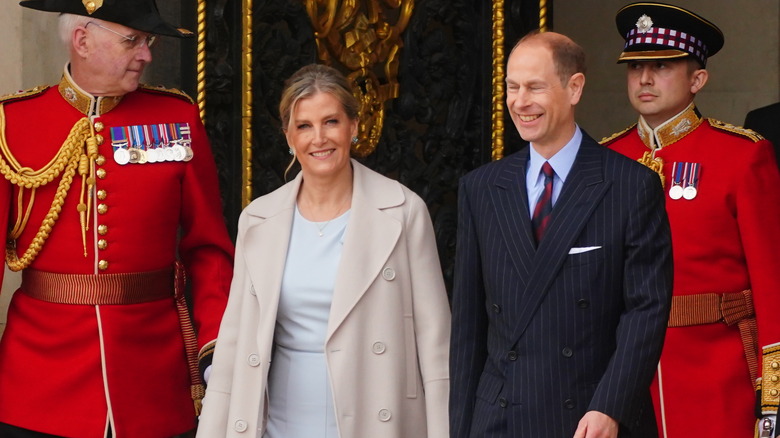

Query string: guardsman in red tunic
[0,1,234,437]
[603,3,780,437]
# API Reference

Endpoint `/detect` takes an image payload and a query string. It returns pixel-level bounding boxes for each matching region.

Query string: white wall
[556,0,780,140]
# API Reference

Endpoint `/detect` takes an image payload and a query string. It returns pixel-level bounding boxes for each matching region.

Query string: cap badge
[82,0,103,15]
[636,14,653,34]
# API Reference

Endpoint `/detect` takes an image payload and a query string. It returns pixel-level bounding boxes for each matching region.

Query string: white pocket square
[568,246,602,255]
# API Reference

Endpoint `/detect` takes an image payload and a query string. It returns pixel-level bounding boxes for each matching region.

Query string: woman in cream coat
[196,64,450,438]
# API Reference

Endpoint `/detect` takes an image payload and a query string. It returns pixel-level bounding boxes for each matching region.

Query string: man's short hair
[513,31,586,86]
[58,13,90,47]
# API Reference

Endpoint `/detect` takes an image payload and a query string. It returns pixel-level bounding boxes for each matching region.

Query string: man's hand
[572,410,618,438]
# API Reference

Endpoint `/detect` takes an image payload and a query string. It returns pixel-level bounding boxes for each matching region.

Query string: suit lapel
[509,136,612,343]
[327,162,403,340]
[489,149,537,281]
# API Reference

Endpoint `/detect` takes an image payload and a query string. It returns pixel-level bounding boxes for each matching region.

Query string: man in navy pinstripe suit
[450,31,672,438]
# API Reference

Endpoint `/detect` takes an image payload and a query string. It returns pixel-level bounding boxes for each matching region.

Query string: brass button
[96,168,107,179]
[772,362,780,370]
[94,134,104,145]
[771,389,779,397]
[98,260,109,271]
[97,239,107,250]
[94,121,104,132]
[97,203,108,214]
[97,190,107,200]
[772,376,779,383]
[97,224,108,235]
[95,155,106,166]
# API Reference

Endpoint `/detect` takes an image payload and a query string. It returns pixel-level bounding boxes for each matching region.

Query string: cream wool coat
[197,161,450,438]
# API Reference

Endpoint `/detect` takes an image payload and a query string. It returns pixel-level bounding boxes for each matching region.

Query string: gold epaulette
[708,118,764,142]
[139,84,194,104]
[761,343,780,414]
[0,85,50,105]
[600,124,637,145]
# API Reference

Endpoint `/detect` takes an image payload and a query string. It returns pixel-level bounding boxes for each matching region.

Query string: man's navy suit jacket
[450,131,673,437]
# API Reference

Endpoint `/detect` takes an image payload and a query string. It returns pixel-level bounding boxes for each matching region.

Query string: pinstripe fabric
[450,132,673,438]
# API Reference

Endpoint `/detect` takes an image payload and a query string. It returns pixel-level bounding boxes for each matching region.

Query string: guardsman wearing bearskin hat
[602,3,780,437]
[0,1,234,436]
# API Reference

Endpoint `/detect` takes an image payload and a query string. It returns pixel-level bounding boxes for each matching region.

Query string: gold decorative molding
[196,0,206,121]
[491,0,505,161]
[241,0,254,207]
[303,0,413,158]
[539,0,549,32]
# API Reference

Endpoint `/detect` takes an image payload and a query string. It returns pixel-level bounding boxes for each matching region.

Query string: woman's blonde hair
[280,64,360,178]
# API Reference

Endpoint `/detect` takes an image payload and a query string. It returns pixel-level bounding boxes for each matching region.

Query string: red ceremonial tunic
[604,104,780,437]
[0,70,233,438]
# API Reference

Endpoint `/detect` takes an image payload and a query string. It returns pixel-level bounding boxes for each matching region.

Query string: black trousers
[0,423,195,438]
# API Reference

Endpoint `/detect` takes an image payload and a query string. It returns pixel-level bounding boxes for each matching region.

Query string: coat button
[492,303,501,314]
[576,299,590,309]
[498,397,508,408]
[97,224,108,235]
[95,154,106,165]
[562,347,573,358]
[372,341,386,354]
[563,399,576,410]
[507,350,518,361]
[98,260,109,271]
[96,168,107,179]
[382,267,396,281]
[94,134,104,145]
[97,239,108,250]
[94,121,104,132]
[378,408,392,422]
[233,419,248,432]
[97,189,107,200]
[247,354,260,367]
[97,203,108,214]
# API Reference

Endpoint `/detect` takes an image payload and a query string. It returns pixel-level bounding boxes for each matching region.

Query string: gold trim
[196,0,207,121]
[491,0,505,161]
[242,0,253,207]
[539,0,548,32]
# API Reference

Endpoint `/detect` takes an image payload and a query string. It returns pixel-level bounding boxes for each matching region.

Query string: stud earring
[288,147,294,155]
[351,136,359,145]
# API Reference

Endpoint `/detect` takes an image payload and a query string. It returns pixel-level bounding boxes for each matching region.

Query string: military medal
[176,123,194,162]
[669,162,684,200]
[110,126,131,165]
[682,162,700,200]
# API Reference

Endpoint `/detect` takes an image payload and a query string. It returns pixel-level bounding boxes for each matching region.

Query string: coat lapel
[241,174,301,323]
[327,161,404,340]
[509,135,612,344]
[489,149,537,282]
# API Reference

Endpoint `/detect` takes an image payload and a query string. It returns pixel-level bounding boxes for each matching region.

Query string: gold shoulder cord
[0,103,93,271]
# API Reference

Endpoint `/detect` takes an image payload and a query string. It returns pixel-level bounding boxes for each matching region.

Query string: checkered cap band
[625,26,708,64]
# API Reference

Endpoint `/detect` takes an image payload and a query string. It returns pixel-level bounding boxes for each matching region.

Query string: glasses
[86,22,158,49]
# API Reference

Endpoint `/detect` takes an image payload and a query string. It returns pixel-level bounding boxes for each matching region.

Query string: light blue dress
[263,205,350,438]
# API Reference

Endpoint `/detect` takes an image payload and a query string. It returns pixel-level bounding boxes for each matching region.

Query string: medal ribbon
[110,126,128,151]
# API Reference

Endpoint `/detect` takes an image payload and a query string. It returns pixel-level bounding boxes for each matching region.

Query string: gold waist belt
[669,289,758,385]
[20,267,174,305]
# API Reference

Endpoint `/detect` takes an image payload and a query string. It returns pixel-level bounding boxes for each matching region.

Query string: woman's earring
[288,147,294,155]
[351,136,359,145]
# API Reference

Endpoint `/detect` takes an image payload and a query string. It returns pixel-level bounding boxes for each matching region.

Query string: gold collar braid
[0,103,97,271]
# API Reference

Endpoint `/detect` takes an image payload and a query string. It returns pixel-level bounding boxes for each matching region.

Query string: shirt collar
[527,124,582,183]
[636,103,703,150]
[57,63,123,117]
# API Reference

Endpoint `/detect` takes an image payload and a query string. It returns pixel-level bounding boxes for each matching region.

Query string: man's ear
[72,26,90,58]
[690,68,709,94]
[568,72,586,106]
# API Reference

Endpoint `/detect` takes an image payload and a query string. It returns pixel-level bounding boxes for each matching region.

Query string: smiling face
[286,91,358,182]
[72,20,154,96]
[505,39,584,156]
[626,59,707,129]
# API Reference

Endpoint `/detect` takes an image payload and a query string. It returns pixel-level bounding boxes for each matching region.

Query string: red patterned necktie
[532,162,554,243]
